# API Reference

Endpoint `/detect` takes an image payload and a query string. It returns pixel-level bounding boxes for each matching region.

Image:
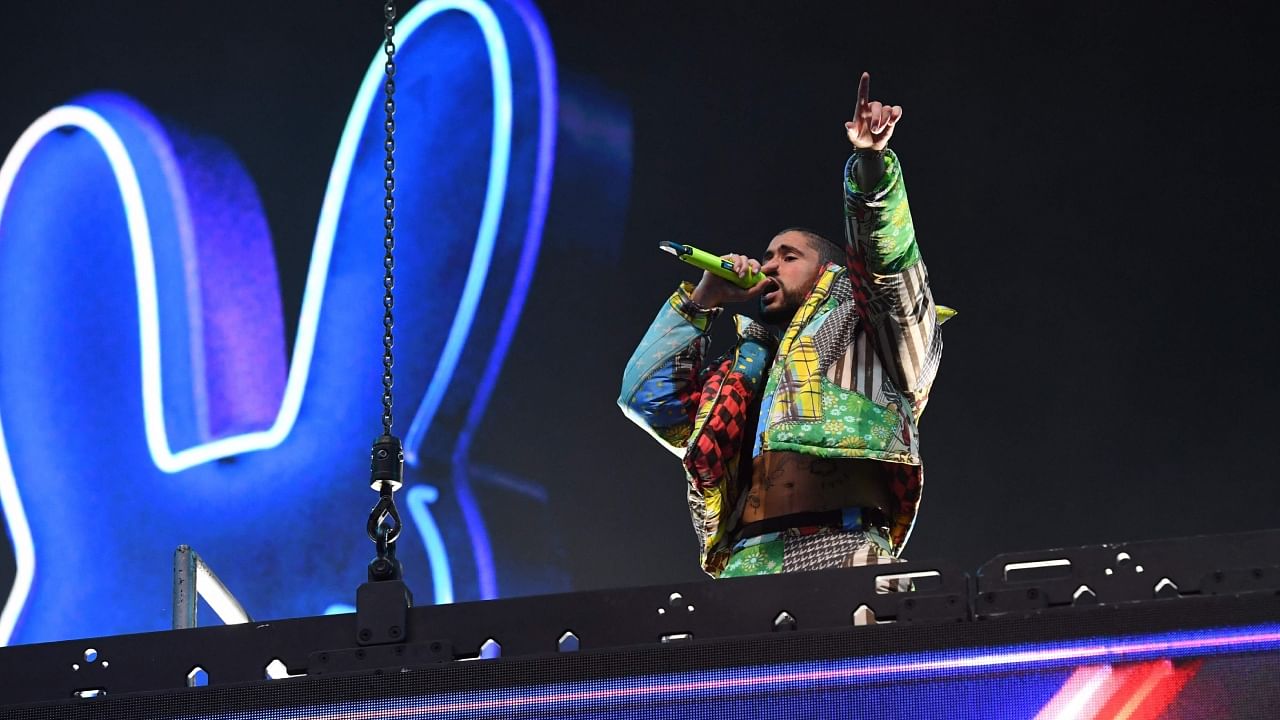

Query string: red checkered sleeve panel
[884,459,923,554]
[685,360,753,491]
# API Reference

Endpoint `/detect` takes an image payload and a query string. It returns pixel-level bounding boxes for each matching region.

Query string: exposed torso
[742,450,891,523]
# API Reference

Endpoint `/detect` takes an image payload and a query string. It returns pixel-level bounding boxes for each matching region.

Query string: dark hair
[776,226,845,267]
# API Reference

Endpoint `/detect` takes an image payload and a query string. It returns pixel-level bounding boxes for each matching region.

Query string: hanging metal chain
[380,0,398,437]
[366,0,404,575]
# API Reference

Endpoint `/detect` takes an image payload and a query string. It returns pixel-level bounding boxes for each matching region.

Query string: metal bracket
[356,578,412,646]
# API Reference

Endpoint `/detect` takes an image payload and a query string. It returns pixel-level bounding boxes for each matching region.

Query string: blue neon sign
[0,0,559,645]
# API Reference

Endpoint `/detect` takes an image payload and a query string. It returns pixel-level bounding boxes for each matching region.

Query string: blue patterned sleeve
[618,282,719,454]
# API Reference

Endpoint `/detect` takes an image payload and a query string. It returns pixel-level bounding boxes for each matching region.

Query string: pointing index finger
[856,72,870,110]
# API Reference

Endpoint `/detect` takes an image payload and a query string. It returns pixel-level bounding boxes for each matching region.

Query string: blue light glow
[0,0,562,645]
[407,485,455,604]
[0,104,159,644]
[402,0,513,466]
[447,0,558,602]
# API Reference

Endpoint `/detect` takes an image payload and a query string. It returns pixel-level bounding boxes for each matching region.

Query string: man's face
[758,230,826,326]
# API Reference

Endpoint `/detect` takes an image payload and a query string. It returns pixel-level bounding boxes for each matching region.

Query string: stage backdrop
[1,0,1279,645]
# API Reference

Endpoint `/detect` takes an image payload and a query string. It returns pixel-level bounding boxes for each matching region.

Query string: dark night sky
[2,1,1279,600]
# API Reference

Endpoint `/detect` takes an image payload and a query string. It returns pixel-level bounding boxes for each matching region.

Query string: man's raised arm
[842,72,942,417]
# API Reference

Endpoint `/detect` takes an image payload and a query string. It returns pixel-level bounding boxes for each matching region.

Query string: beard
[757,282,807,327]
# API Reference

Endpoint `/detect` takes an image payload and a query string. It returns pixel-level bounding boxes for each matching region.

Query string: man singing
[619,73,945,579]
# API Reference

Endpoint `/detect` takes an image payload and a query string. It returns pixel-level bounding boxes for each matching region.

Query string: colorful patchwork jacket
[619,151,944,576]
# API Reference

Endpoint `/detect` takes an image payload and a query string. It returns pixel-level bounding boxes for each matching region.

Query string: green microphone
[658,241,766,289]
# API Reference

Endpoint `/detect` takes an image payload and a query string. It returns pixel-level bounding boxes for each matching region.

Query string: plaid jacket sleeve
[843,150,942,416]
[619,282,722,455]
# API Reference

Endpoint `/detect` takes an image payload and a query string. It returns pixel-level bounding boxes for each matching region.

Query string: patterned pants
[719,508,909,623]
